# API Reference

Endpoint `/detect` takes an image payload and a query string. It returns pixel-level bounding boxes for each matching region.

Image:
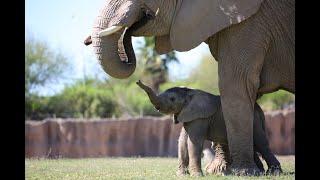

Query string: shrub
[47,82,118,119]
[25,80,119,120]
[257,90,295,111]
[107,82,161,117]
[25,94,51,120]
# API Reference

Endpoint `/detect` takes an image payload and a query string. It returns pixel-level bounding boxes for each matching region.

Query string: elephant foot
[190,171,203,177]
[226,163,263,176]
[205,158,227,175]
[266,165,282,176]
[176,167,189,176]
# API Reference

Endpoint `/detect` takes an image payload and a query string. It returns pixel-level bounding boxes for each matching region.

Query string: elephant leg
[219,78,261,175]
[211,19,271,175]
[177,127,189,176]
[184,121,207,177]
[254,131,282,175]
[205,143,230,175]
[253,109,282,175]
[216,36,267,176]
[187,136,204,176]
[254,152,264,173]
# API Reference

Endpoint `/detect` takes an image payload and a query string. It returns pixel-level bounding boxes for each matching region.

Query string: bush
[257,90,295,111]
[48,82,119,119]
[107,81,161,117]
[25,79,119,120]
[25,79,294,120]
[25,78,163,120]
[25,95,51,120]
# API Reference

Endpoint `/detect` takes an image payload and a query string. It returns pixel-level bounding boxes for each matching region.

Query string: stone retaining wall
[25,109,294,158]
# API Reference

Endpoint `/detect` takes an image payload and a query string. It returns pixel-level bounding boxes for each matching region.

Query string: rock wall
[264,108,295,155]
[25,109,294,158]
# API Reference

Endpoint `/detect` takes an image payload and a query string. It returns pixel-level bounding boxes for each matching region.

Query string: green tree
[25,37,68,96]
[25,36,69,120]
[138,37,178,93]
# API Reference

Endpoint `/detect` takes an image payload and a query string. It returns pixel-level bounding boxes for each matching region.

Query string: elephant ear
[155,35,173,54]
[177,91,219,123]
[170,0,263,51]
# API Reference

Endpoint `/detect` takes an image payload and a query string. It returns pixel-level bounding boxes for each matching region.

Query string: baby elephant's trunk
[136,80,162,109]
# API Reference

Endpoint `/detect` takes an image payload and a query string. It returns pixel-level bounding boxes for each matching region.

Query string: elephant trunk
[90,0,141,79]
[91,26,136,79]
[136,80,162,109]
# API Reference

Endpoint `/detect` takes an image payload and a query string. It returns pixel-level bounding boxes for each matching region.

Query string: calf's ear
[177,91,219,123]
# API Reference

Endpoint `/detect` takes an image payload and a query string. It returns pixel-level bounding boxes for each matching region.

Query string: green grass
[26,156,294,180]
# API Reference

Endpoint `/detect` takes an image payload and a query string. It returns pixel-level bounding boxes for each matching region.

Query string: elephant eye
[142,7,155,20]
[170,97,175,102]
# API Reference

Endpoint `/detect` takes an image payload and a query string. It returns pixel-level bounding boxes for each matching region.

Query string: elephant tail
[255,103,266,131]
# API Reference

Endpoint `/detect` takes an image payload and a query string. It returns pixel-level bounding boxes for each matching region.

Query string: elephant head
[88,0,263,79]
[136,80,220,123]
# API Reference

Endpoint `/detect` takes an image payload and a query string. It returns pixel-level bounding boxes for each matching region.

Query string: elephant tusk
[98,26,124,37]
[155,8,159,17]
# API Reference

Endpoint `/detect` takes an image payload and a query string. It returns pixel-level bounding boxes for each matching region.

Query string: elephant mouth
[116,14,152,64]
[158,107,176,115]
[155,106,160,111]
[173,114,179,124]
[117,28,130,63]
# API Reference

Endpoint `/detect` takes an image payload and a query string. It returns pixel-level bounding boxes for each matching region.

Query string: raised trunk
[136,80,161,108]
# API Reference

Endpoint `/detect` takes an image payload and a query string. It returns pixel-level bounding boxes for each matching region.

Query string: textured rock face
[264,108,295,155]
[25,117,183,158]
[25,109,295,158]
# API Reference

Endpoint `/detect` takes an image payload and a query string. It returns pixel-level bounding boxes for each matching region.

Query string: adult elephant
[86,0,295,175]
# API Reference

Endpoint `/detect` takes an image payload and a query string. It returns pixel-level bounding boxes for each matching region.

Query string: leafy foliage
[25,37,68,95]
[25,79,118,120]
[105,81,161,117]
[25,94,51,120]
[138,37,178,93]
[25,77,162,120]
[257,90,295,111]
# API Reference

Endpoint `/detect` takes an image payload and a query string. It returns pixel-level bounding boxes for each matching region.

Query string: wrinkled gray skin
[136,80,282,176]
[87,0,294,175]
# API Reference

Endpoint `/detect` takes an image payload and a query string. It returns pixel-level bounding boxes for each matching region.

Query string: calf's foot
[266,165,282,176]
[205,158,227,175]
[176,167,189,176]
[190,171,203,177]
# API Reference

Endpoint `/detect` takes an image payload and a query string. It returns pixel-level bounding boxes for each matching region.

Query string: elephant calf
[136,80,282,176]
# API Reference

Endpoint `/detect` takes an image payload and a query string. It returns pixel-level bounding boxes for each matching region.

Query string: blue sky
[26,0,211,95]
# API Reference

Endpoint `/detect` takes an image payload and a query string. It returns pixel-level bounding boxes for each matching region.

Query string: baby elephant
[136,80,282,176]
